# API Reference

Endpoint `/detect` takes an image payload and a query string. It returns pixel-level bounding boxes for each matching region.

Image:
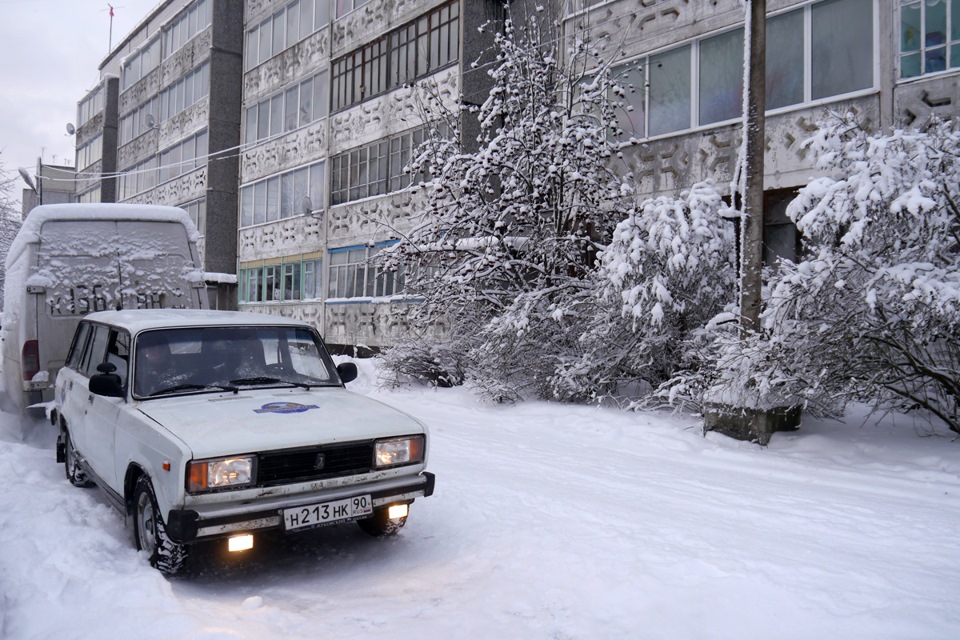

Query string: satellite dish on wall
[145,113,156,129]
[65,123,76,135]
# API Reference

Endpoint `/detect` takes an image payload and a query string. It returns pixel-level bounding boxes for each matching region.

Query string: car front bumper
[165,471,435,543]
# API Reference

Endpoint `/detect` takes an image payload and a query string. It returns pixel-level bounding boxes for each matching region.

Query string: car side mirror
[90,362,124,398]
[336,362,358,384]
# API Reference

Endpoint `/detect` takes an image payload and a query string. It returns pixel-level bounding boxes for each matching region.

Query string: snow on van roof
[82,309,312,334]
[5,203,201,270]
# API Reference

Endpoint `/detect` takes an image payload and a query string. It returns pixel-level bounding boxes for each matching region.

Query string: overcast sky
[0,0,160,190]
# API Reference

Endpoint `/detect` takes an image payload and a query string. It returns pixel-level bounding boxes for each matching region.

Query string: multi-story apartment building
[78,0,959,351]
[564,0,959,263]
[98,0,244,285]
[74,77,120,205]
[237,0,498,351]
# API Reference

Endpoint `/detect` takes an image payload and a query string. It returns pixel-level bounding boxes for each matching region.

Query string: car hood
[136,387,427,459]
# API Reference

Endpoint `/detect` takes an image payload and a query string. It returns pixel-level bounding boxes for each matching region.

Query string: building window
[336,0,371,19]
[811,0,874,98]
[246,0,330,70]
[240,161,324,227]
[118,156,159,200]
[119,96,160,146]
[163,0,212,60]
[332,1,459,112]
[159,62,209,123]
[76,186,101,204]
[327,243,403,300]
[648,45,691,137]
[331,126,441,206]
[158,129,208,185]
[613,0,874,138]
[900,0,959,78]
[121,36,161,92]
[76,134,103,172]
[239,257,322,302]
[244,70,328,144]
[77,86,103,126]
[182,198,207,234]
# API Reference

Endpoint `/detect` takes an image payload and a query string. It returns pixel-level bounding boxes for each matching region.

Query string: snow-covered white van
[1,204,206,411]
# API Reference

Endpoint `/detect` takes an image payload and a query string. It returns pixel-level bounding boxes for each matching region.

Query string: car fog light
[388,504,408,520]
[228,534,254,552]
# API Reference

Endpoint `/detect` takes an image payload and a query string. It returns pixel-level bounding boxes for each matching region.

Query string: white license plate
[283,495,373,531]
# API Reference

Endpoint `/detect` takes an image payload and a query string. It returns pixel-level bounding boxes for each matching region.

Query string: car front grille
[257,441,375,486]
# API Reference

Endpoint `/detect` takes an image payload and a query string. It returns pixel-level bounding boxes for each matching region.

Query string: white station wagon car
[52,309,434,574]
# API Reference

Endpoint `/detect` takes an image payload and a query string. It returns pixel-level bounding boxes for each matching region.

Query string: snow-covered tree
[552,181,738,403]
[752,115,960,431]
[0,157,23,312]
[383,8,637,401]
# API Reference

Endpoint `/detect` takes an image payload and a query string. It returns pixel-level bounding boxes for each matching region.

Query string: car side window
[105,330,131,388]
[80,325,111,378]
[66,322,91,371]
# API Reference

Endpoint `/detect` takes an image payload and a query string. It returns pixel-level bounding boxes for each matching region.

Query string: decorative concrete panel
[569,0,810,70]
[118,128,160,168]
[240,120,328,183]
[894,75,960,129]
[119,67,161,115]
[245,0,281,24]
[324,301,419,349]
[152,168,207,206]
[157,96,211,150]
[76,113,104,148]
[238,214,324,262]
[622,95,880,199]
[328,66,459,154]
[160,29,213,89]
[243,31,329,104]
[326,189,423,247]
[240,300,326,330]
[331,0,448,57]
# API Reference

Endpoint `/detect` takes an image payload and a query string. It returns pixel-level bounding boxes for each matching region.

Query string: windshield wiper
[149,383,239,397]
[229,376,319,390]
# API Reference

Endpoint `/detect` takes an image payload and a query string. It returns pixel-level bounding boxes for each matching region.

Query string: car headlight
[187,455,256,493]
[375,435,425,469]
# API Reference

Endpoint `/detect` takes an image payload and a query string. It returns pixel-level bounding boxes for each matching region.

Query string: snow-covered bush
[555,182,738,403]
[382,9,637,401]
[761,115,960,431]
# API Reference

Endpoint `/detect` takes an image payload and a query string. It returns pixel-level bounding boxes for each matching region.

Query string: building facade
[75,77,120,205]
[564,0,960,263]
[94,0,244,282]
[82,0,959,350]
[236,0,499,351]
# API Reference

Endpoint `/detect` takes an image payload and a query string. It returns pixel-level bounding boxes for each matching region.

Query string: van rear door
[37,220,122,383]
[115,220,204,311]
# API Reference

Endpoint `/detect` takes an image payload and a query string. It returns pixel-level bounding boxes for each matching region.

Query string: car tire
[63,431,94,488]
[133,475,188,575]
[357,506,407,537]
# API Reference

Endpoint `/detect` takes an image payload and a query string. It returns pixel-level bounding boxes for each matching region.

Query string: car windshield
[133,325,340,398]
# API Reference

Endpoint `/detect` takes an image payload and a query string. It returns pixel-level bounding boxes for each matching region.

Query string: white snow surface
[1,357,959,639]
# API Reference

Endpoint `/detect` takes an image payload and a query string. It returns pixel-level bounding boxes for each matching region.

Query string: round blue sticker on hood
[254,402,319,414]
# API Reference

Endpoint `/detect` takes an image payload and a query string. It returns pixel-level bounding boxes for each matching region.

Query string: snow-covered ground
[1,359,959,639]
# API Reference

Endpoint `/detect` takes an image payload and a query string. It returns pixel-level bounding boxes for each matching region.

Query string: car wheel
[63,432,94,488]
[358,506,407,537]
[133,475,188,575]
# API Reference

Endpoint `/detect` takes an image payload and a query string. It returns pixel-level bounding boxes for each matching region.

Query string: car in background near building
[52,308,434,574]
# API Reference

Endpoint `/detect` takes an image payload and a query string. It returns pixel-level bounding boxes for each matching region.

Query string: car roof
[82,309,313,334]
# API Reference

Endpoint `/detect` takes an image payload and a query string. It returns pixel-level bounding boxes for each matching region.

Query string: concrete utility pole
[705,0,803,445]
[740,0,765,334]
